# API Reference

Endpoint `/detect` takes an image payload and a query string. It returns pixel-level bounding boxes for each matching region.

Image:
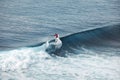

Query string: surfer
[54,33,62,49]
[45,33,62,53]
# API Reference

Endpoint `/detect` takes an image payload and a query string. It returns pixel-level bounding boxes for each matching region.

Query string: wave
[0,24,120,72]
[29,24,120,56]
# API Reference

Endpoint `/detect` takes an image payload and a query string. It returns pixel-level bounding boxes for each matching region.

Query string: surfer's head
[54,33,59,38]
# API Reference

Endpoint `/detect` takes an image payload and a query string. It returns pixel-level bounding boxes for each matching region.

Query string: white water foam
[0,45,120,80]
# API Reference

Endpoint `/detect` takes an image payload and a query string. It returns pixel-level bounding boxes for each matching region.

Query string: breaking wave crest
[0,46,120,80]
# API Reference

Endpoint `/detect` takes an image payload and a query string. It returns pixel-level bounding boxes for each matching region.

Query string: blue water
[0,0,120,80]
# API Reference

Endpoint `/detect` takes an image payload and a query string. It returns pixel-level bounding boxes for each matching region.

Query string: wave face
[46,25,119,56]
[29,24,120,56]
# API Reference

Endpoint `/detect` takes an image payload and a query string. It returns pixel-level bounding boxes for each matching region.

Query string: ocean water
[0,0,120,80]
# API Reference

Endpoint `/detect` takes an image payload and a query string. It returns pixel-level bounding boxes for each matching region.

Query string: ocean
[0,0,120,80]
